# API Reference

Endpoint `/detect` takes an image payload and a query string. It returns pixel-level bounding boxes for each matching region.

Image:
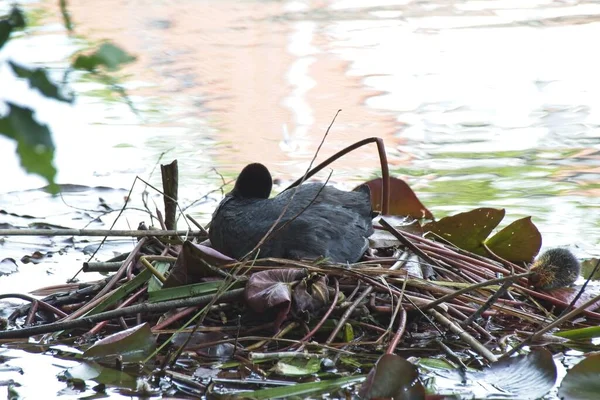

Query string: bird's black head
[230,163,272,199]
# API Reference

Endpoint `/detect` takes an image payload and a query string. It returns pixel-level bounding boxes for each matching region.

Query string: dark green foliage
[0,103,58,194]
[73,43,136,72]
[9,61,74,103]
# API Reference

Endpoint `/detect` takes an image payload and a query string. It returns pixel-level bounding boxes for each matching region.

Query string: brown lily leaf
[245,269,308,329]
[542,287,600,311]
[293,274,329,314]
[358,354,425,400]
[359,177,433,219]
[163,240,234,288]
[484,216,541,263]
[423,208,505,255]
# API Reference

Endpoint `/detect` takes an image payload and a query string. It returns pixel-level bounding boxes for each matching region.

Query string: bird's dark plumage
[209,163,374,263]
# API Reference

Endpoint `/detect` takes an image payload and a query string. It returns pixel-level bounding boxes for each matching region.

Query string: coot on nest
[209,163,374,263]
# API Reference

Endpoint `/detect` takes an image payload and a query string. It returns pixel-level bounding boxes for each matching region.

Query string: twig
[462,273,515,327]
[419,272,531,312]
[379,218,444,269]
[385,308,407,355]
[285,137,390,215]
[501,289,600,360]
[0,293,67,319]
[0,289,245,340]
[326,286,372,344]
[428,309,497,363]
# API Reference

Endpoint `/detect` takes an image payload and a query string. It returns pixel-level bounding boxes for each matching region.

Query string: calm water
[0,0,598,262]
[0,1,599,397]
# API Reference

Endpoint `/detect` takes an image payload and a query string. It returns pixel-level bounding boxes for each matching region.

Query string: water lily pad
[83,323,156,363]
[423,208,505,254]
[558,354,600,399]
[65,362,136,390]
[474,348,556,399]
[359,354,425,400]
[485,217,541,262]
[359,177,433,219]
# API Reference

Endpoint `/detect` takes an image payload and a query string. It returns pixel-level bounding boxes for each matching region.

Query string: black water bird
[209,163,374,263]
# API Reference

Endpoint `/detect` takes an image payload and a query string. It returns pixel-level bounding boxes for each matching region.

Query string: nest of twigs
[2,137,598,398]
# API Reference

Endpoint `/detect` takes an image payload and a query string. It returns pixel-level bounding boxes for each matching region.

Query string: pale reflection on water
[0,0,598,253]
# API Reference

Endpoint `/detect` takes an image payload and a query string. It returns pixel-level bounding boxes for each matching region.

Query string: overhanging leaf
[358,354,425,400]
[73,42,136,71]
[0,20,11,50]
[360,177,433,219]
[9,61,73,103]
[0,103,58,193]
[485,217,541,262]
[558,354,600,399]
[424,208,505,254]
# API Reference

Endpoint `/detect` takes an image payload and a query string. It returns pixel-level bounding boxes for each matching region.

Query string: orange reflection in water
[67,0,403,180]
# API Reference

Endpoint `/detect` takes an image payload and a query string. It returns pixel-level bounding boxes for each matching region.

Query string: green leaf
[148,279,242,302]
[240,375,365,399]
[83,323,156,363]
[0,103,58,193]
[85,268,152,316]
[424,208,505,254]
[73,43,136,71]
[147,261,171,293]
[485,216,542,262]
[9,6,26,29]
[0,20,11,51]
[9,61,73,103]
[273,357,322,376]
[581,258,600,280]
[555,326,600,341]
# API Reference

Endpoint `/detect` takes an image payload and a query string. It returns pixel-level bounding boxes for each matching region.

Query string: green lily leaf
[83,323,156,363]
[485,216,542,262]
[424,208,505,254]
